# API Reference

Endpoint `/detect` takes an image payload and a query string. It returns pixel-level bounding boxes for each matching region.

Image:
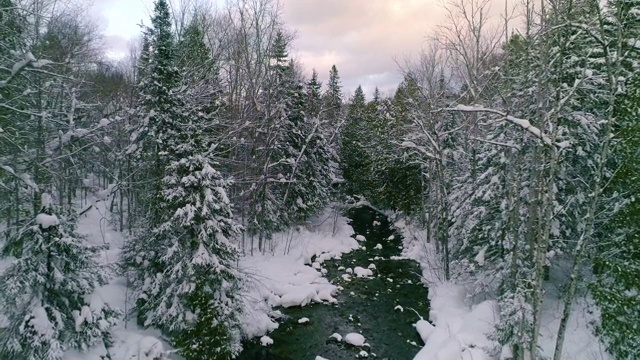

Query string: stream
[238,205,430,359]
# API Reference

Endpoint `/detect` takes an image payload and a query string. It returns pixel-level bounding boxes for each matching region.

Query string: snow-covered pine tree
[122,6,243,357]
[591,71,640,360]
[122,0,182,326]
[245,30,293,250]
[340,86,373,199]
[283,68,335,224]
[0,0,31,242]
[0,194,119,359]
[143,150,243,359]
[323,65,343,127]
[590,0,640,356]
[321,64,345,154]
[306,69,322,119]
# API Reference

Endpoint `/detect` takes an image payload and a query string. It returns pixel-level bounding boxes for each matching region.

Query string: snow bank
[412,281,499,360]
[394,217,498,359]
[397,215,611,360]
[239,208,359,340]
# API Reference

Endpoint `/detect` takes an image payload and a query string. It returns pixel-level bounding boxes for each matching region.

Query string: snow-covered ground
[2,200,610,360]
[1,201,360,359]
[395,216,612,360]
[65,201,172,360]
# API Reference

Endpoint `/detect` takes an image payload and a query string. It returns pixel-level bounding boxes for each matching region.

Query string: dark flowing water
[237,206,429,360]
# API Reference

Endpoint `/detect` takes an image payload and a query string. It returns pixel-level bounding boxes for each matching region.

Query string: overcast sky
[91,0,455,98]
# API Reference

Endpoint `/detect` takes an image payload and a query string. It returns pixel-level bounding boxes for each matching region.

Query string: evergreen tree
[592,71,640,360]
[591,1,640,355]
[323,65,343,126]
[306,69,322,119]
[340,86,372,197]
[123,3,243,358]
[0,195,119,359]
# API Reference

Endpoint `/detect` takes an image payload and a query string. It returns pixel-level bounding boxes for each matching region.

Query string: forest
[0,0,639,359]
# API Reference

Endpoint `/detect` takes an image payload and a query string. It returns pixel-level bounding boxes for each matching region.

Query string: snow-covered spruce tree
[323,64,343,129]
[122,0,181,327]
[281,73,330,224]
[385,76,424,215]
[122,4,243,357]
[0,194,119,359]
[306,69,322,119]
[143,149,243,359]
[591,72,640,360]
[0,0,32,242]
[340,85,374,198]
[590,0,640,356]
[245,30,294,250]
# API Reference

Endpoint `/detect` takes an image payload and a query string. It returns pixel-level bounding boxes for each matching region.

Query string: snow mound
[298,317,309,324]
[279,286,321,308]
[345,333,366,346]
[354,266,373,278]
[355,234,366,242]
[260,335,273,346]
[413,283,498,360]
[35,213,59,229]
[329,333,342,341]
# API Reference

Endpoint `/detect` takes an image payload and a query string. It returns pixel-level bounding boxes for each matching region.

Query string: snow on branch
[397,140,438,160]
[0,165,39,190]
[444,104,567,149]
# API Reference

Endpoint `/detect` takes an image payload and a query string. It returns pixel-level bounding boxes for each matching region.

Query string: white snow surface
[63,200,171,360]
[396,215,612,360]
[238,208,359,339]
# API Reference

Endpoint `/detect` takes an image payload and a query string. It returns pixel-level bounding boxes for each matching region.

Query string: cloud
[97,0,511,98]
[282,0,446,97]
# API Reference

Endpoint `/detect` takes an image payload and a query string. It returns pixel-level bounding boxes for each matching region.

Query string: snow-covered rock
[278,287,320,307]
[355,235,366,242]
[374,243,383,250]
[298,317,310,324]
[345,333,366,347]
[329,333,342,341]
[354,266,373,278]
[260,335,274,346]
